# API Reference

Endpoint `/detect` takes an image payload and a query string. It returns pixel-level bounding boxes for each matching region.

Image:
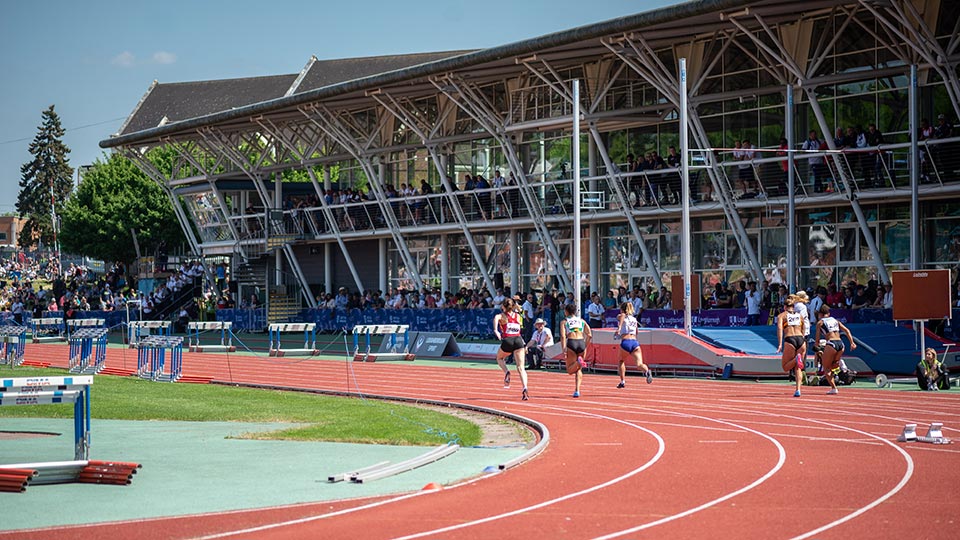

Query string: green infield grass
[0,367,481,446]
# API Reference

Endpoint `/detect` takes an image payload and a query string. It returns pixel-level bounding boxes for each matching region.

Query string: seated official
[525,318,555,370]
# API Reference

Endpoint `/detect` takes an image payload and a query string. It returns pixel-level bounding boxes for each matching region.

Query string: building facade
[102,0,960,318]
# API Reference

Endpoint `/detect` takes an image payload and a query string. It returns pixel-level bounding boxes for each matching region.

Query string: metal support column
[909,64,920,271]
[786,85,796,291]
[440,234,449,293]
[572,81,582,299]
[680,58,692,337]
[324,243,332,294]
[379,238,387,293]
[588,124,663,290]
[805,87,889,285]
[510,229,519,296]
[305,167,364,293]
[589,224,599,295]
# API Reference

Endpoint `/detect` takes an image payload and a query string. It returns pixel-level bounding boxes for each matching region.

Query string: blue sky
[0,0,674,213]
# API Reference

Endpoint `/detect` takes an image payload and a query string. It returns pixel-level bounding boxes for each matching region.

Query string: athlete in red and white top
[493,298,529,400]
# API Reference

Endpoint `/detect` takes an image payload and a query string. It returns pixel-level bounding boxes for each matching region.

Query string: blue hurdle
[0,375,93,460]
[351,325,414,362]
[136,336,184,382]
[68,328,109,374]
[0,325,28,367]
[127,320,171,348]
[268,323,318,357]
[187,321,236,352]
[31,317,65,343]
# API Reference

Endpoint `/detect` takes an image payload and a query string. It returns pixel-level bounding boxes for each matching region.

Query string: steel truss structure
[104,0,960,301]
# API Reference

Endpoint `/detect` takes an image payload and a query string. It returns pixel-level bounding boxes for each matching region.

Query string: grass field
[0,367,481,446]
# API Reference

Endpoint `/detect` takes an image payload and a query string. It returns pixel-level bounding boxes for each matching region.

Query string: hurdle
[268,323,319,357]
[352,325,414,362]
[68,328,109,374]
[0,375,92,460]
[187,321,236,352]
[31,317,65,343]
[127,320,171,348]
[0,325,28,367]
[136,335,184,382]
[66,319,106,340]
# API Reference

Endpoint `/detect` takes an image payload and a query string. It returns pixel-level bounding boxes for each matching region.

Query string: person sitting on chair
[525,318,554,370]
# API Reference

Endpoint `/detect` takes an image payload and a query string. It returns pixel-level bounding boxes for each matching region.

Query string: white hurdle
[268,323,318,357]
[31,317,66,343]
[66,319,106,340]
[127,320,172,348]
[187,321,235,352]
[351,325,414,362]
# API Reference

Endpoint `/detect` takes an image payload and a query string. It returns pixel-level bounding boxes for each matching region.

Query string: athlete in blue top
[613,302,652,388]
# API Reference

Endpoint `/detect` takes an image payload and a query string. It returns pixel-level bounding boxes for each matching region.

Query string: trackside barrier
[268,323,318,357]
[0,375,92,460]
[66,319,105,340]
[352,325,414,362]
[136,336,184,382]
[187,321,235,352]
[68,328,109,374]
[31,318,65,343]
[0,325,28,367]
[127,321,171,348]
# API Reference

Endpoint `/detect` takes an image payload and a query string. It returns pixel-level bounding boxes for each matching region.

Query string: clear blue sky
[0,0,674,213]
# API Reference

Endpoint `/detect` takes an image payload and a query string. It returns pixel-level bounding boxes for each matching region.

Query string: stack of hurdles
[0,460,142,492]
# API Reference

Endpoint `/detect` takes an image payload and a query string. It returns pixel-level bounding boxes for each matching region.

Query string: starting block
[31,317,66,343]
[68,328,109,374]
[352,325,414,362]
[268,323,318,357]
[0,325,28,367]
[127,321,171,348]
[898,422,952,444]
[136,336,184,382]
[187,321,235,352]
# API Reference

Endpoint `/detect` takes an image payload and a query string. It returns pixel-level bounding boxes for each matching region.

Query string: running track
[5,343,959,540]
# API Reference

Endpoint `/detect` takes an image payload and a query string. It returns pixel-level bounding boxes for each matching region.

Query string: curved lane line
[389,405,667,540]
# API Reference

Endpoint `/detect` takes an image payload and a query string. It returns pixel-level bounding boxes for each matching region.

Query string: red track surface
[5,343,959,540]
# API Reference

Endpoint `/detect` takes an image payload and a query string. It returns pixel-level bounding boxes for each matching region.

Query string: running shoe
[577,355,585,368]
[617,381,626,389]
[826,388,838,395]
[645,371,653,384]
[522,388,529,401]
[572,391,580,398]
[504,371,511,388]
[793,390,801,397]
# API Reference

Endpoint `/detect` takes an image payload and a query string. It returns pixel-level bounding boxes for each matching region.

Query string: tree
[59,149,184,265]
[16,105,74,249]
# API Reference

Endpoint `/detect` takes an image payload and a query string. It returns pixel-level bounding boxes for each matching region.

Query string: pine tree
[16,105,74,250]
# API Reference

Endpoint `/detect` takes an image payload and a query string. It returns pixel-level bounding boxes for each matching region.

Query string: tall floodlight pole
[679,58,692,337]
[573,81,582,303]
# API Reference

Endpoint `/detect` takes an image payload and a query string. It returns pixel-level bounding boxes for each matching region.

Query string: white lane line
[390,406,667,540]
[789,418,914,540]
[698,440,739,443]
[592,410,786,540]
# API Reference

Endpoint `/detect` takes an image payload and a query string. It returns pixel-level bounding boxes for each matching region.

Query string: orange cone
[421,482,443,491]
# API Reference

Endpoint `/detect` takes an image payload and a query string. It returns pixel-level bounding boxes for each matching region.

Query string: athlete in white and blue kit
[613,302,652,388]
[814,304,856,395]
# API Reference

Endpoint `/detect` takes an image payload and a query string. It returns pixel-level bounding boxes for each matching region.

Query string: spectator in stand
[826,283,843,308]
[602,290,617,309]
[525,318,554,370]
[713,282,733,308]
[491,288,506,309]
[586,293,605,329]
[851,285,870,309]
[802,130,825,193]
[734,280,747,309]
[865,123,886,187]
[656,288,672,309]
[745,281,762,326]
[739,139,759,198]
[808,287,826,329]
[521,293,537,340]
[630,288,645,316]
[875,282,893,309]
